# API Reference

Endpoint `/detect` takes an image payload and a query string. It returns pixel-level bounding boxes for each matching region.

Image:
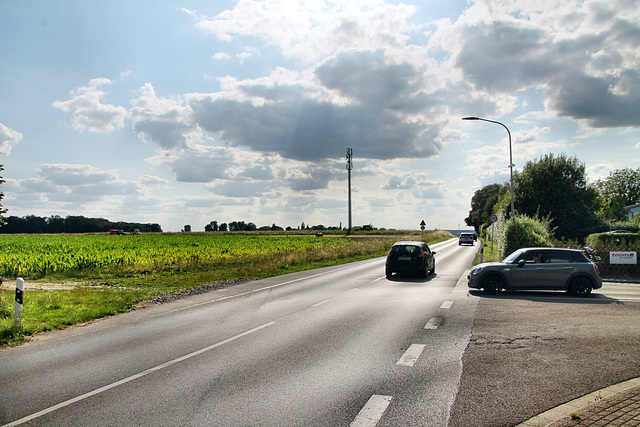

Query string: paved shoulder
[448,288,640,426]
[518,377,640,426]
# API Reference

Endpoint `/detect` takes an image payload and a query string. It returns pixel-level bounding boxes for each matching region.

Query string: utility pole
[346,148,353,235]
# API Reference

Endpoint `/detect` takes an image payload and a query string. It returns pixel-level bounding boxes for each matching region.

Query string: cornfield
[0,234,359,278]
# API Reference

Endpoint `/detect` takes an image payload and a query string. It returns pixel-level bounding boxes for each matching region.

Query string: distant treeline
[0,215,163,234]
[201,220,347,232]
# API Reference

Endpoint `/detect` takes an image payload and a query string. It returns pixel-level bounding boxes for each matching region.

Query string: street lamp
[462,116,515,219]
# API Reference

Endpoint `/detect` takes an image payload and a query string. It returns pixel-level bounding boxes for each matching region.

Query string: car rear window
[548,251,570,263]
[548,250,590,263]
[570,251,590,262]
[391,245,419,255]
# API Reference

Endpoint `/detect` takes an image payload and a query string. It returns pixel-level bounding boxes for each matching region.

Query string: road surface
[1,238,478,426]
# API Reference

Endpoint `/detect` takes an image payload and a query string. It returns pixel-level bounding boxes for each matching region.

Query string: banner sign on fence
[609,251,638,265]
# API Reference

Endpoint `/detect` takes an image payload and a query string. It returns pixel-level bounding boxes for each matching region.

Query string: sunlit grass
[474,239,500,264]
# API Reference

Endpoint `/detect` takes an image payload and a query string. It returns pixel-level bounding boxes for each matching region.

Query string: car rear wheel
[429,261,436,275]
[569,276,592,297]
[482,274,505,293]
[386,268,393,278]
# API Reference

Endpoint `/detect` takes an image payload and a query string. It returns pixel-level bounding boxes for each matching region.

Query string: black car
[458,232,474,245]
[385,241,436,278]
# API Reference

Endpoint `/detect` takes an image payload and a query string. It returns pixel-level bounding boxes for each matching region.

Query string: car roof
[517,247,584,253]
[392,241,426,246]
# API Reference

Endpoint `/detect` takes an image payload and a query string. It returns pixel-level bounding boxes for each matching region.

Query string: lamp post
[462,116,515,219]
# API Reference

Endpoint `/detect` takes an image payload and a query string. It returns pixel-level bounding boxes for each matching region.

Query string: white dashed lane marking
[396,344,426,367]
[424,317,443,330]
[351,395,393,427]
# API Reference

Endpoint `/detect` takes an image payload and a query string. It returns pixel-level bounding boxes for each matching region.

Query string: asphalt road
[2,239,638,426]
[449,281,640,426]
[0,238,478,426]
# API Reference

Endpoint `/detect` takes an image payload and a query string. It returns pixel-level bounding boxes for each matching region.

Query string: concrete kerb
[515,377,640,426]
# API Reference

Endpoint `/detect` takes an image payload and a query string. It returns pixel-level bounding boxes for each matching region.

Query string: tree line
[0,215,163,234]
[465,154,640,242]
[193,221,344,233]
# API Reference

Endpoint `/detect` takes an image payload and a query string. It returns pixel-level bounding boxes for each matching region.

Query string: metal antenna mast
[346,148,353,235]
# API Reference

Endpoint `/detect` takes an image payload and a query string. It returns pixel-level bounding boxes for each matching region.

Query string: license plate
[398,256,412,261]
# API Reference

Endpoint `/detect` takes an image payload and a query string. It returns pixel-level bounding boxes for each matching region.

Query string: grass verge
[473,239,500,265]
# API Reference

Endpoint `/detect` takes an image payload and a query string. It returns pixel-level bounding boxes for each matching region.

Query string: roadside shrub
[590,219,640,235]
[585,232,640,279]
[586,232,640,251]
[498,215,554,259]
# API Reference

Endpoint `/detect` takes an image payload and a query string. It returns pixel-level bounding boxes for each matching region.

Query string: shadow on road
[385,273,437,283]
[468,289,623,304]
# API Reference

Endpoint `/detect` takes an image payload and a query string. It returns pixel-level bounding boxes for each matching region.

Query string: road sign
[489,214,498,223]
[420,220,426,230]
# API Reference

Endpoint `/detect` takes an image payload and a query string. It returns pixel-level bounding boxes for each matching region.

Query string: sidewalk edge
[516,377,640,426]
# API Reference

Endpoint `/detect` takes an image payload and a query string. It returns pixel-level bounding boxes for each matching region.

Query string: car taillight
[387,249,393,256]
[594,263,600,276]
[418,249,425,258]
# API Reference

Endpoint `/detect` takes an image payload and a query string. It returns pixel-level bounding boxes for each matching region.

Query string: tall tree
[594,168,640,220]
[513,153,599,240]
[465,183,503,234]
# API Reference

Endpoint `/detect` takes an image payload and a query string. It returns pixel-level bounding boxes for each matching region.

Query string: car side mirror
[518,259,526,267]
[432,251,436,255]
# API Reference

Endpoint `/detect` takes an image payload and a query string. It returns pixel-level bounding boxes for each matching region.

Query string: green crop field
[0,231,452,346]
[0,233,359,278]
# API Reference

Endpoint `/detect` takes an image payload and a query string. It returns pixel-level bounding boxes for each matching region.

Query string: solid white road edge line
[396,344,427,367]
[312,299,331,307]
[350,395,393,427]
[3,322,276,427]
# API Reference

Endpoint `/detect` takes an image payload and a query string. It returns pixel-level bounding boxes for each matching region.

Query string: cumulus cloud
[285,162,343,191]
[169,151,234,183]
[188,49,443,162]
[52,78,127,133]
[38,164,118,186]
[205,180,273,198]
[0,123,22,155]
[380,171,444,200]
[130,83,201,150]
[448,0,640,128]
[15,164,139,203]
[195,0,418,63]
[189,95,439,161]
[140,175,170,187]
[43,0,640,231]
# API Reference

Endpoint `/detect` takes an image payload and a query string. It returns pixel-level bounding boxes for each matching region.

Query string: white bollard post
[14,278,24,327]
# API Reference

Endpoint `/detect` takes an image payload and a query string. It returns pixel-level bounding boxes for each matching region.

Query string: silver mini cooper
[468,247,602,296]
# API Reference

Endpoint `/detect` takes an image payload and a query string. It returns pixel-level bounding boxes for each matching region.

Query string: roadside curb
[516,377,640,426]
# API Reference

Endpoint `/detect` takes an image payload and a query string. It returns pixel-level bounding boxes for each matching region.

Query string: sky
[1,0,639,232]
